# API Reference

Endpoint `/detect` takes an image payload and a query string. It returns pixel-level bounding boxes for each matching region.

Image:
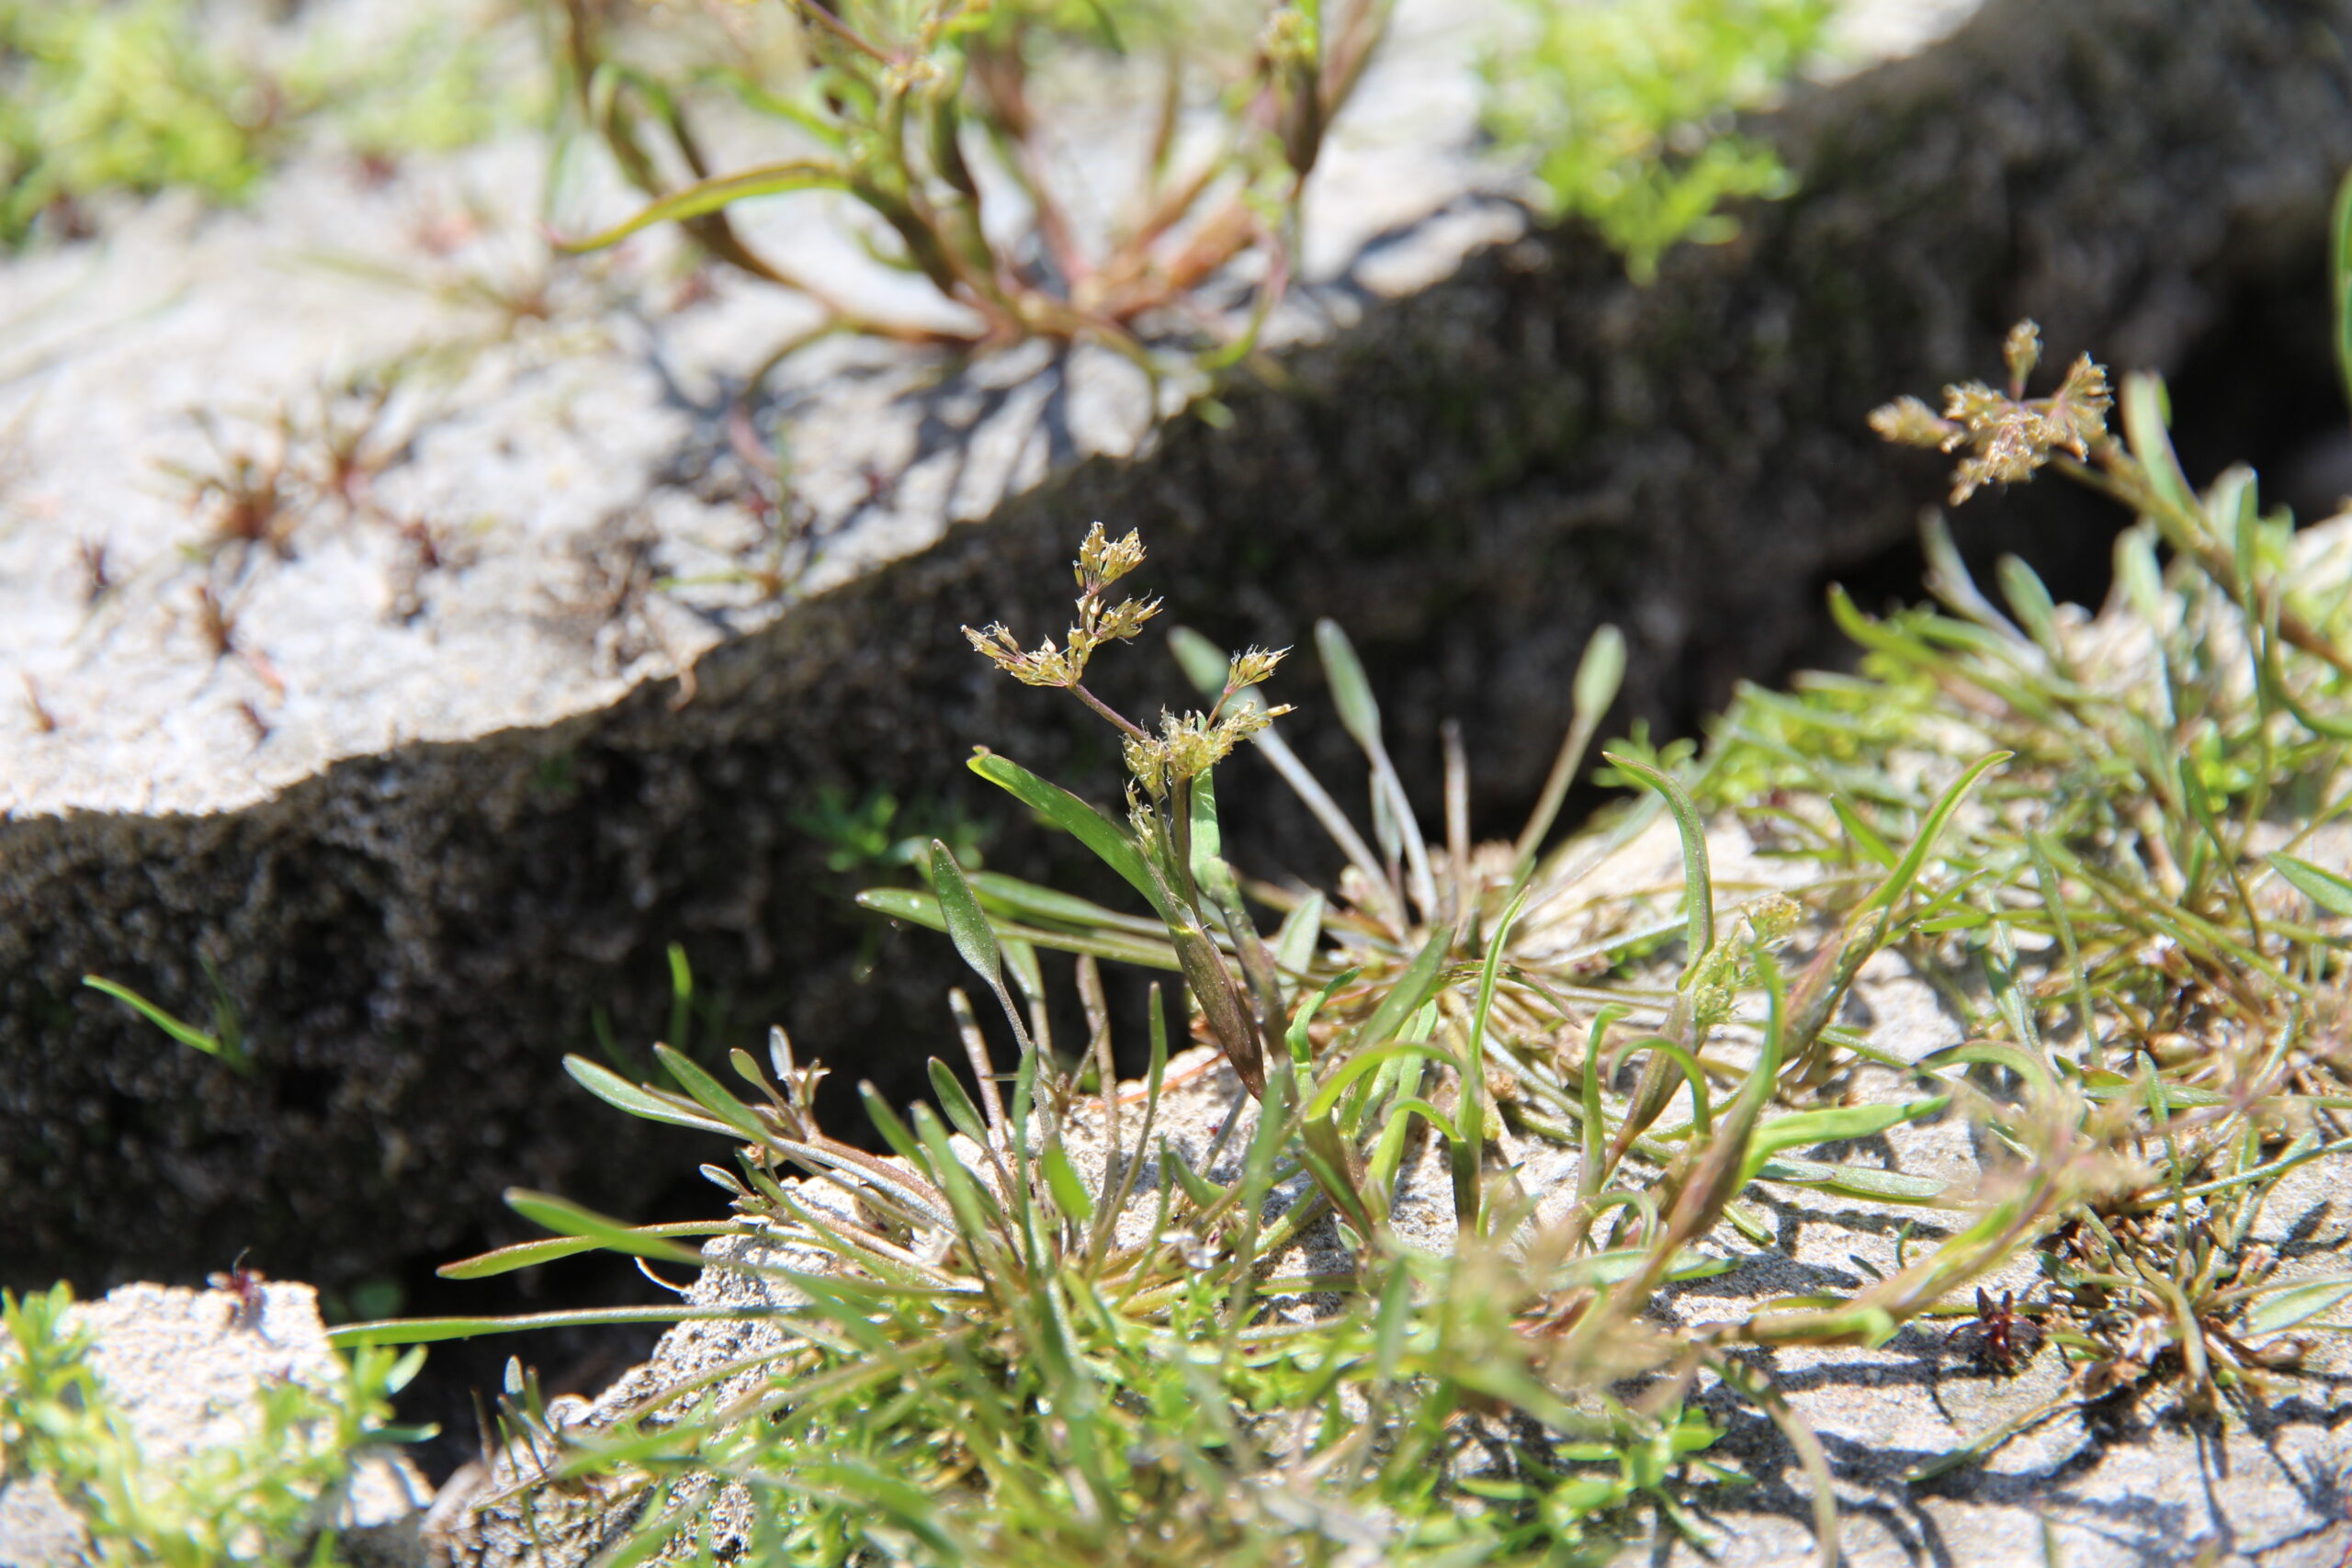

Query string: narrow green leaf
[552,158,847,254]
[1600,752,1713,976]
[1163,1141,1227,1208]
[1514,624,1625,875]
[858,1082,942,1187]
[666,942,694,1055]
[1743,1098,1949,1174]
[2269,852,2352,919]
[2245,1276,2352,1336]
[1996,555,2061,654]
[1168,625,1229,695]
[563,1055,737,1137]
[1001,935,1045,1010]
[2116,525,2167,633]
[1272,891,1326,978]
[969,750,1172,918]
[1305,1043,1459,1122]
[856,888,1182,971]
[1866,750,2012,913]
[964,872,1160,936]
[82,976,225,1058]
[657,1044,770,1145]
[1919,510,2021,635]
[1750,1158,1949,1202]
[912,1104,1005,1246]
[1188,761,1227,886]
[2333,166,2352,416]
[1315,618,1382,748]
[503,1190,707,1267]
[437,1222,737,1280]
[1827,795,1898,869]
[1041,1142,1095,1225]
[1549,1249,1737,1289]
[1575,624,1628,721]
[1347,923,1453,1053]
[930,840,1002,987]
[330,1303,770,1347]
[927,1059,993,1152]
[2120,372,2197,524]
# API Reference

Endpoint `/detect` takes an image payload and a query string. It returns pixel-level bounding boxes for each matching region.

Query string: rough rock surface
[9,0,2352,1320]
[0,1280,433,1566]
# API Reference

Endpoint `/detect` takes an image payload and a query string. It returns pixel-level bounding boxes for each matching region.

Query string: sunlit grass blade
[856,887,1182,970]
[438,1222,737,1280]
[1514,624,1625,878]
[2268,852,2352,918]
[328,1303,780,1348]
[564,1055,739,1137]
[552,158,847,254]
[968,749,1174,918]
[1600,751,1713,975]
[82,974,246,1072]
[504,1190,708,1268]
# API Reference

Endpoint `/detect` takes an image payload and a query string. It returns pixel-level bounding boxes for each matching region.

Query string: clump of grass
[553,0,1841,381]
[1480,0,1834,282]
[316,324,2352,1560]
[0,0,526,247]
[0,1282,425,1565]
[548,0,1387,386]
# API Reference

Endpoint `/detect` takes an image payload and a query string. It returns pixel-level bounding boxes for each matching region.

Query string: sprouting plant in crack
[164,410,301,572]
[1481,0,1835,283]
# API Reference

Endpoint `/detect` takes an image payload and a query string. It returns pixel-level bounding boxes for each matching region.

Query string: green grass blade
[2245,1277,2352,1335]
[1865,750,2013,913]
[82,976,232,1064]
[1348,922,1453,1052]
[969,750,1173,918]
[927,1058,995,1152]
[1272,891,1326,979]
[964,871,1166,937]
[503,1190,707,1267]
[552,158,846,254]
[438,1222,736,1280]
[329,1303,783,1347]
[655,1044,770,1145]
[858,1082,944,1189]
[1315,617,1384,749]
[1513,624,1625,875]
[856,888,1182,971]
[2269,852,2352,919]
[1600,752,1714,976]
[2334,166,2352,415]
[562,1056,739,1137]
[1168,625,1230,695]
[929,839,1002,988]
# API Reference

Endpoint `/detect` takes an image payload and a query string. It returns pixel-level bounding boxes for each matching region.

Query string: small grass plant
[549,0,1840,393]
[1480,0,1834,282]
[548,0,1389,384]
[317,313,2352,1564]
[0,1282,425,1566]
[0,0,527,247]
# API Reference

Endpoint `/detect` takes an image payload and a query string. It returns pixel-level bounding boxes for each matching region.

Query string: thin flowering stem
[1071,682,1152,744]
